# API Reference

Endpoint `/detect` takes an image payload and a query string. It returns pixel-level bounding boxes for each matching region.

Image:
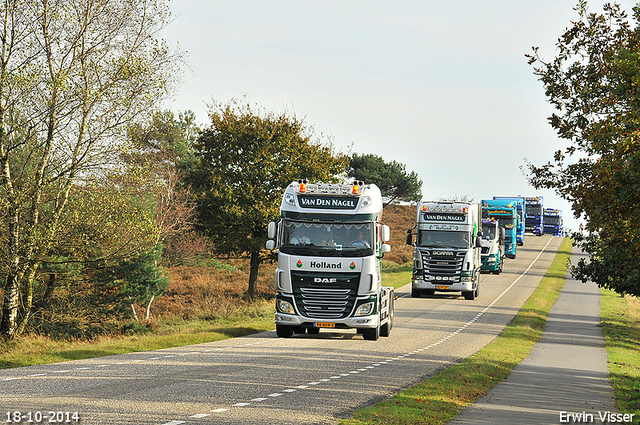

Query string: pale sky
[161,1,638,234]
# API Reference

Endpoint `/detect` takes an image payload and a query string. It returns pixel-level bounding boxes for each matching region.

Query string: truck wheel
[474,280,480,297]
[463,290,475,300]
[380,295,394,337]
[307,327,320,334]
[411,287,422,298]
[276,325,294,338]
[362,325,380,341]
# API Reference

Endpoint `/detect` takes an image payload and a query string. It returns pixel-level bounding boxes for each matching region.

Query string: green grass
[600,289,640,422]
[341,237,574,425]
[0,301,275,369]
[382,263,412,290]
[0,267,411,370]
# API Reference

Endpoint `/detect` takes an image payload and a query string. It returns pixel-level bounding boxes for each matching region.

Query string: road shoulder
[448,246,617,425]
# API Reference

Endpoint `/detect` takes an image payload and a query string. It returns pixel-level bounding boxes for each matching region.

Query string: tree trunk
[1,273,20,339]
[14,267,38,337]
[248,251,260,298]
[42,273,57,308]
[145,295,155,320]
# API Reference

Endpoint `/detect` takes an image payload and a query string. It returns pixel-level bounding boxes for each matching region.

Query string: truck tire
[276,325,294,338]
[307,327,320,334]
[411,287,422,298]
[362,325,380,341]
[380,295,394,337]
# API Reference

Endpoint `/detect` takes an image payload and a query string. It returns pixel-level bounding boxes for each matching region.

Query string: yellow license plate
[436,286,449,290]
[314,322,335,328]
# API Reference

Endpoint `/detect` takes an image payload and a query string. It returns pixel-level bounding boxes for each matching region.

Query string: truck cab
[266,180,394,341]
[481,199,518,259]
[524,196,544,236]
[493,196,526,246]
[480,218,504,274]
[406,201,482,300]
[543,208,563,236]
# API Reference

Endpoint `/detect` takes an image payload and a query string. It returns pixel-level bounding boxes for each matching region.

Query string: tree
[525,1,640,296]
[183,99,347,297]
[0,0,181,338]
[348,153,422,207]
[123,110,204,266]
[93,244,169,322]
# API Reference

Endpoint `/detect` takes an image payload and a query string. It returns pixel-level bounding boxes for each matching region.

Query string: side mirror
[405,228,414,246]
[268,221,277,239]
[475,236,483,248]
[266,240,276,250]
[378,243,391,259]
[380,224,390,242]
[499,228,505,242]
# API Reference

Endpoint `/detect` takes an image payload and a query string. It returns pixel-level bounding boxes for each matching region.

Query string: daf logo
[314,278,337,284]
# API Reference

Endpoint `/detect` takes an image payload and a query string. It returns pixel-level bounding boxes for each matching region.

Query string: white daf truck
[266,180,394,340]
[406,201,482,300]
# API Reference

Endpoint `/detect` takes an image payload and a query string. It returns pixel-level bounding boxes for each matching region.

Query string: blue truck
[543,208,563,236]
[524,196,544,236]
[492,196,526,246]
[482,199,518,259]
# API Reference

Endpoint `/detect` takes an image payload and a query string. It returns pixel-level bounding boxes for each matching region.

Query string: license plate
[314,322,335,328]
[436,286,449,290]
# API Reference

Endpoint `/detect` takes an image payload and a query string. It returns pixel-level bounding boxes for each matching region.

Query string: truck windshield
[482,223,497,240]
[279,220,374,256]
[544,217,561,225]
[528,205,543,215]
[496,217,515,228]
[416,230,470,249]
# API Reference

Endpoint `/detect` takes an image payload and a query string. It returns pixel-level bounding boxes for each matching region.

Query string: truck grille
[291,271,360,319]
[421,251,464,280]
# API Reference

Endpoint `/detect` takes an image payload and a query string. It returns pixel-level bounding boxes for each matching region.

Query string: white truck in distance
[266,180,394,341]
[480,218,504,275]
[406,201,482,300]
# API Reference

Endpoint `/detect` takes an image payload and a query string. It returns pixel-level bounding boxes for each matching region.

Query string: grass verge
[600,289,640,421]
[340,236,573,425]
[0,265,412,370]
[0,301,275,369]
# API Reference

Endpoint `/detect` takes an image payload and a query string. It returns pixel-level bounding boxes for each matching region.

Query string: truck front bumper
[275,312,380,329]
[411,277,474,292]
[481,254,499,271]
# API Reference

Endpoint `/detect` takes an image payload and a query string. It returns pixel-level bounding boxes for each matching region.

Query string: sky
[161,0,639,234]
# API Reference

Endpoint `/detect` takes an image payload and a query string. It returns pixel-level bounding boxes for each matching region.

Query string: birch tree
[0,0,180,338]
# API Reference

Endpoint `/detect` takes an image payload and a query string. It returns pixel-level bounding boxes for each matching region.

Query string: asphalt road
[0,235,563,425]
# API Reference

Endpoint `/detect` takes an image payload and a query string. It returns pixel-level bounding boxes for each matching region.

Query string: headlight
[284,193,295,205]
[277,299,295,314]
[354,302,374,316]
